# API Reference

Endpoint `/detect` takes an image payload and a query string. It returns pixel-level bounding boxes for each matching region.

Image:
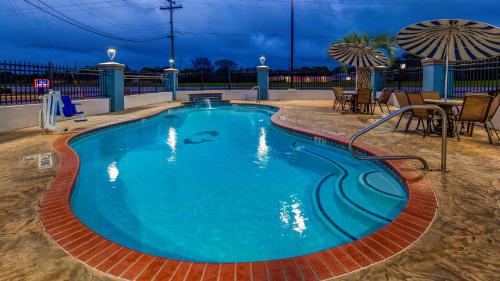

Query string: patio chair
[453,94,494,144]
[357,88,373,114]
[420,91,440,100]
[487,94,500,141]
[461,92,490,134]
[60,95,87,122]
[332,87,350,111]
[406,93,435,137]
[393,91,413,131]
[374,88,393,113]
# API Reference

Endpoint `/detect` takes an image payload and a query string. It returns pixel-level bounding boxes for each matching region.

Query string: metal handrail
[245,86,261,102]
[349,105,448,171]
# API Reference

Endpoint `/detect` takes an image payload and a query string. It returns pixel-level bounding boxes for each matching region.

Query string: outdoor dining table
[424,99,464,137]
[342,91,358,112]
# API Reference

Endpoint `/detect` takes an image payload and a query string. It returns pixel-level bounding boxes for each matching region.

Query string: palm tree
[335,32,397,89]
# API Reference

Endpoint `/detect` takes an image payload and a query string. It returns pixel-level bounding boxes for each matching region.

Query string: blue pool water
[70,104,408,262]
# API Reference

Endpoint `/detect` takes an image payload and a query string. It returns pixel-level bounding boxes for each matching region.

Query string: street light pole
[160,1,183,64]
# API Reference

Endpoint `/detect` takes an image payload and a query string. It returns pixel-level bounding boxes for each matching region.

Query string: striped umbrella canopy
[328,43,388,68]
[397,19,500,98]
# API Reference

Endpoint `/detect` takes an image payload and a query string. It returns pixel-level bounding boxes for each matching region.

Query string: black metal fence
[178,71,257,90]
[452,57,500,98]
[124,74,163,95]
[385,66,423,93]
[0,61,103,105]
[3,58,498,105]
[269,70,356,90]
[178,70,356,91]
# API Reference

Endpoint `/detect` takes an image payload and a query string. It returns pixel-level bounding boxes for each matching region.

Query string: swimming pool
[69,103,408,263]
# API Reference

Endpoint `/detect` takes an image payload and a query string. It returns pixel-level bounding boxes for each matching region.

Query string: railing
[386,66,423,93]
[244,86,261,102]
[0,61,103,105]
[124,75,163,95]
[269,71,356,90]
[349,105,448,172]
[179,71,257,90]
[452,57,500,98]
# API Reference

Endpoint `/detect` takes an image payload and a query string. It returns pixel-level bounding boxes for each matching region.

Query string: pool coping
[38,103,438,281]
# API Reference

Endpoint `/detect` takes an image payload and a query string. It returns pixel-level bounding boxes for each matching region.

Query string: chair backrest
[406,93,427,117]
[379,88,392,104]
[459,94,493,122]
[332,87,343,100]
[357,88,371,104]
[395,91,409,107]
[60,96,76,117]
[420,91,440,100]
[488,94,500,120]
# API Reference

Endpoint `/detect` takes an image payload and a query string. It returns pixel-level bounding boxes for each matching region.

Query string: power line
[23,0,171,42]
[160,0,183,62]
[175,30,342,39]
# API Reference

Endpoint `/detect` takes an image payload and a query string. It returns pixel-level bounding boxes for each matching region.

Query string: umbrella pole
[444,52,449,100]
[355,66,358,92]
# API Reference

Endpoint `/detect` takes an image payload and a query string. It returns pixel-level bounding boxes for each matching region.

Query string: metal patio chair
[393,91,413,131]
[420,91,440,100]
[453,94,494,144]
[487,94,500,141]
[406,93,435,137]
[374,88,393,113]
[357,88,373,114]
[332,87,351,111]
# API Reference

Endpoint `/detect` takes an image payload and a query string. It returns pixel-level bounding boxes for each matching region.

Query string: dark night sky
[1,0,499,70]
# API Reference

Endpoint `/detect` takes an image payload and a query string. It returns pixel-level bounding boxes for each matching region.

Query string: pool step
[292,142,389,240]
[314,172,386,240]
[347,171,408,221]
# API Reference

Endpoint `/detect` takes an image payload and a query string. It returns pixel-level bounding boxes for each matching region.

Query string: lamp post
[107,48,117,62]
[98,48,125,112]
[257,55,269,100]
[399,63,406,90]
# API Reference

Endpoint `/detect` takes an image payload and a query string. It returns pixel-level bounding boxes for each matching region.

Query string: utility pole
[290,0,295,88]
[160,0,183,63]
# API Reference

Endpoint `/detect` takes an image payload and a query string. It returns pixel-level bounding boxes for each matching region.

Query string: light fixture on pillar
[346,76,352,81]
[259,55,266,66]
[107,48,117,62]
[400,63,406,70]
[169,58,175,68]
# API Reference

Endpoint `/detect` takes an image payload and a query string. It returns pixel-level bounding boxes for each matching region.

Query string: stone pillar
[163,68,179,100]
[257,65,269,100]
[371,66,386,97]
[422,58,454,98]
[98,62,125,112]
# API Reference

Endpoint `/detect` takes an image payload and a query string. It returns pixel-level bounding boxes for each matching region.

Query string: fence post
[163,67,179,100]
[257,64,269,100]
[422,58,454,98]
[98,61,125,112]
[48,61,54,89]
[371,66,386,98]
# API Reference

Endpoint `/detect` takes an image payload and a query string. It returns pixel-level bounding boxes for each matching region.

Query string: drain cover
[38,153,53,169]
[23,153,53,169]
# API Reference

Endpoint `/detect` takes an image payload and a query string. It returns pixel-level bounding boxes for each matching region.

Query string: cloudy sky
[1,0,499,69]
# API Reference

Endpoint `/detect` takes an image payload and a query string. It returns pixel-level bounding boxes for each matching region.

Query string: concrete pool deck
[0,100,498,280]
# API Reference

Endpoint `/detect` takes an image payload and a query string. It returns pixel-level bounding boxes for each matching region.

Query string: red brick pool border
[39,104,438,281]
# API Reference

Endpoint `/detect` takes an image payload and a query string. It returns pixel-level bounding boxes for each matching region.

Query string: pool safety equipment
[39,90,68,134]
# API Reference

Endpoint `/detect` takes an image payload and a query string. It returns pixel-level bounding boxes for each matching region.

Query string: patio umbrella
[397,19,500,99]
[328,43,388,89]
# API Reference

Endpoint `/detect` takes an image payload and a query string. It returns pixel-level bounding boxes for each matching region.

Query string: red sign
[34,79,50,89]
